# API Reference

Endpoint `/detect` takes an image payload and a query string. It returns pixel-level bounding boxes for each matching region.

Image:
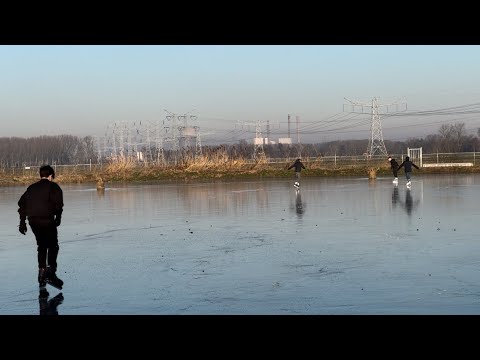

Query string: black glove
[54,215,61,227]
[19,220,27,235]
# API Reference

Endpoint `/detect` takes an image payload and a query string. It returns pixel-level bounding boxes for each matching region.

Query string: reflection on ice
[39,288,63,315]
[1,175,480,314]
[391,185,421,216]
[294,190,304,217]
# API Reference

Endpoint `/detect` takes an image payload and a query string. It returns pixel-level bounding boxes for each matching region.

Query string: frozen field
[1,174,480,314]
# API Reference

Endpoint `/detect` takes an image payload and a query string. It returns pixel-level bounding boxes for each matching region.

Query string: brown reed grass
[1,155,480,187]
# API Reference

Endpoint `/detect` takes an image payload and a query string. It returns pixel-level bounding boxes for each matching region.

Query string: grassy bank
[2,157,480,187]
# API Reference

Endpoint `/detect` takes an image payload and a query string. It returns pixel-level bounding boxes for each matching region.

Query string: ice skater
[388,156,399,184]
[397,156,420,188]
[17,165,64,290]
[288,158,306,180]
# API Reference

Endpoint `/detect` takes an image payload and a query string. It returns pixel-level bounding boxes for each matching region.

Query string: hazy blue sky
[2,45,480,144]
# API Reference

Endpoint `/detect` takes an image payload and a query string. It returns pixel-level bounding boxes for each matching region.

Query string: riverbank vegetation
[1,121,479,186]
[2,152,480,187]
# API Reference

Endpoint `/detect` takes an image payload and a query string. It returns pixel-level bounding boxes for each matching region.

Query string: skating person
[288,158,306,180]
[397,156,420,187]
[18,165,64,290]
[388,156,399,184]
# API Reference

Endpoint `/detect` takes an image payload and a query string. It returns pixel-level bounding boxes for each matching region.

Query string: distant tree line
[1,123,479,167]
[0,135,96,167]
[207,123,480,158]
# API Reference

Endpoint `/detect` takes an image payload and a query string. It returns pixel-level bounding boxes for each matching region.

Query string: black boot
[38,268,47,288]
[46,266,63,290]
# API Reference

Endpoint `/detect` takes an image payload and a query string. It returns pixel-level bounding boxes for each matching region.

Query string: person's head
[296,158,301,162]
[39,165,55,180]
[405,156,410,161]
[388,157,392,162]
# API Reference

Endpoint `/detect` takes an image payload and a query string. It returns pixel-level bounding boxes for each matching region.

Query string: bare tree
[437,123,467,152]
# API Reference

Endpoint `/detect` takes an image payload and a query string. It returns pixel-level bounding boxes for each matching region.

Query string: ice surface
[1,174,480,314]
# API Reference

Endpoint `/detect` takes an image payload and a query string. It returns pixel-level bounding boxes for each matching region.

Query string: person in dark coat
[397,156,420,187]
[18,165,64,289]
[388,156,399,184]
[288,158,306,180]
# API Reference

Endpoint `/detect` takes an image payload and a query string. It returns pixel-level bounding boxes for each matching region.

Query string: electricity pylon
[344,97,407,157]
[239,120,266,160]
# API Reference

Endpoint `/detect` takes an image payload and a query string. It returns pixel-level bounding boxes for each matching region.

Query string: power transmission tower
[104,123,118,160]
[109,123,117,159]
[194,126,202,157]
[287,114,291,139]
[164,110,179,165]
[296,115,300,144]
[156,120,166,166]
[266,120,270,144]
[178,112,198,157]
[344,97,407,157]
[126,122,133,159]
[118,121,126,159]
[94,135,102,163]
[239,120,266,160]
[144,122,153,163]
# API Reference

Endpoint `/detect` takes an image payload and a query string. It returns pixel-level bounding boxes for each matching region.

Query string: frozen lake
[1,174,480,314]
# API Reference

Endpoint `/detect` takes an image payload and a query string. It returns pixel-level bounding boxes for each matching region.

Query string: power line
[344,97,407,157]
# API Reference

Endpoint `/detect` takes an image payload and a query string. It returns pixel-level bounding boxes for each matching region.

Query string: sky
[2,45,480,145]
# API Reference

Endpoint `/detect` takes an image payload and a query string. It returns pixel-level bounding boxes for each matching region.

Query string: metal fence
[271,151,478,169]
[0,163,104,177]
[0,152,477,176]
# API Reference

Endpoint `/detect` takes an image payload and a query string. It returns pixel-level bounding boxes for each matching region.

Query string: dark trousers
[28,217,59,271]
[392,168,398,177]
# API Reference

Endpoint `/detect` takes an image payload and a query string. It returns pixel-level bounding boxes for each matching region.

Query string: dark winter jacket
[18,179,63,221]
[398,157,419,173]
[288,159,306,172]
[390,158,399,170]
